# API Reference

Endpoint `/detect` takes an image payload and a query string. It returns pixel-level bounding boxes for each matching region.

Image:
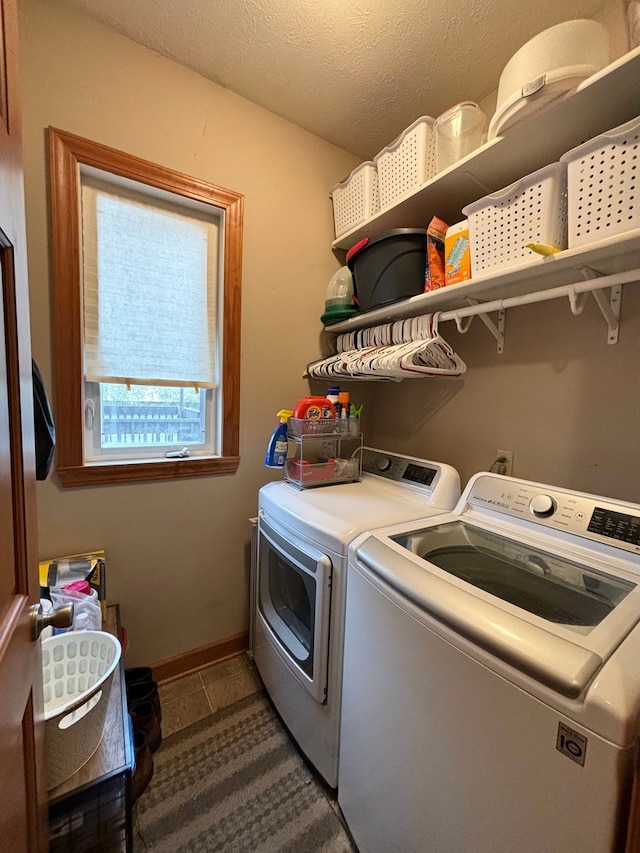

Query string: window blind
[81,177,219,388]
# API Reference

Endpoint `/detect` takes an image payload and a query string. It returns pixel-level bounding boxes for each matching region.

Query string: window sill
[55,455,240,487]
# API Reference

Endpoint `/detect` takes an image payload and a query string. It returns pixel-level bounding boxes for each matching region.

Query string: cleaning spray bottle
[265,409,293,468]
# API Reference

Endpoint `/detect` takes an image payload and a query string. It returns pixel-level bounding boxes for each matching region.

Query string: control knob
[377,456,392,472]
[529,494,557,518]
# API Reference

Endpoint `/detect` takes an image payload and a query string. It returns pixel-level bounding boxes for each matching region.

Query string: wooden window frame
[48,127,243,486]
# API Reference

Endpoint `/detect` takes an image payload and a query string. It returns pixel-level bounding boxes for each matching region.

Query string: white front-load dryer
[254,447,460,787]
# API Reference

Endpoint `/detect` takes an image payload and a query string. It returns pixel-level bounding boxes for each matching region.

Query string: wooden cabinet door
[0,0,47,849]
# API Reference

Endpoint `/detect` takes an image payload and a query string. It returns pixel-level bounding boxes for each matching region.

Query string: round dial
[529,494,557,517]
[377,457,392,472]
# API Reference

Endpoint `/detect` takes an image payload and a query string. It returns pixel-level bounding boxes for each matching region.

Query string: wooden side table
[48,603,135,852]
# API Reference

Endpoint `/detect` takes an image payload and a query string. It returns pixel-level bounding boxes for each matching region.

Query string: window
[81,175,219,461]
[48,128,243,486]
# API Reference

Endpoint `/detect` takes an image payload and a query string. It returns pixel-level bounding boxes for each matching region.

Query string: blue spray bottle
[265,409,293,468]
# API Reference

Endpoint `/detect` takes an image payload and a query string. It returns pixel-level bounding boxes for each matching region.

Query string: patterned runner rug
[133,691,357,852]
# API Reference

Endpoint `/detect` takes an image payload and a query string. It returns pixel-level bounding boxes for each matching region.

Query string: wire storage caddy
[284,417,362,489]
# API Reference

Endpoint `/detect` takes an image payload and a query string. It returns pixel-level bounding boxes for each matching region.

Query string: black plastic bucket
[346,228,426,313]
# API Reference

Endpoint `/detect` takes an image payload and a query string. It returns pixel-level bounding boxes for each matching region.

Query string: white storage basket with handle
[330,161,380,238]
[374,116,436,209]
[42,630,121,789]
[560,115,640,249]
[462,162,567,275]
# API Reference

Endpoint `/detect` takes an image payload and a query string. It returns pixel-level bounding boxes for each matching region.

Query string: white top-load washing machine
[339,472,640,852]
[254,447,460,788]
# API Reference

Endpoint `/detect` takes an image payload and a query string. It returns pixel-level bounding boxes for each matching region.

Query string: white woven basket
[330,161,380,238]
[374,116,436,208]
[462,162,567,275]
[560,115,640,249]
[42,630,121,789]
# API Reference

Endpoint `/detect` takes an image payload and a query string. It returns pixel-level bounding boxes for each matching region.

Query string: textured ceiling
[58,0,609,159]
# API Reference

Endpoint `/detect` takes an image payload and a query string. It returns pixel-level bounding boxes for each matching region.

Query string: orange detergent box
[424,216,448,292]
[445,220,472,285]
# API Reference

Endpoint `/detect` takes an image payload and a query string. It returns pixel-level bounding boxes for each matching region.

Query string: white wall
[19,0,358,666]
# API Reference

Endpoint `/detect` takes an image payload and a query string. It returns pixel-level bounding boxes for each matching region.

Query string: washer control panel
[467,474,640,555]
[361,447,438,492]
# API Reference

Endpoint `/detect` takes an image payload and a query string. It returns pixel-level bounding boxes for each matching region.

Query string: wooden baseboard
[151,631,249,685]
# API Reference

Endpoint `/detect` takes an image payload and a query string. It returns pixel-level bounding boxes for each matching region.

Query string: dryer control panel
[361,447,438,491]
[467,474,640,555]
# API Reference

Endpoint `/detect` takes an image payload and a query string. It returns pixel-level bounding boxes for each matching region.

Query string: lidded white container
[488,20,609,140]
[435,102,486,173]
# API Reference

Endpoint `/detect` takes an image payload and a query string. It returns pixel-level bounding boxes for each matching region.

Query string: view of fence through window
[100,384,205,448]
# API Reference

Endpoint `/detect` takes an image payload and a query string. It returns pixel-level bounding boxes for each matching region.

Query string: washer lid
[351,472,640,742]
[393,520,634,634]
[357,530,608,700]
[356,515,640,701]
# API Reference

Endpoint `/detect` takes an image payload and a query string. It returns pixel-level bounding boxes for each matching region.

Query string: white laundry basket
[42,630,121,789]
[560,115,640,248]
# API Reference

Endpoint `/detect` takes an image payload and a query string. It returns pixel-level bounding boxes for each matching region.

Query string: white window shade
[82,178,219,388]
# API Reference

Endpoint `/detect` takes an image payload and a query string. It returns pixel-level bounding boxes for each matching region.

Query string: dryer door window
[257,516,332,702]
[266,550,315,674]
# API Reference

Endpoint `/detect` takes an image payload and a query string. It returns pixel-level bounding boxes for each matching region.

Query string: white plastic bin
[330,161,380,238]
[462,162,567,275]
[374,116,436,208]
[560,115,640,249]
[435,102,486,173]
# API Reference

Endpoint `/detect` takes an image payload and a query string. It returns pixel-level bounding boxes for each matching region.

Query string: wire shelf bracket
[438,266,637,350]
[452,299,506,354]
[574,265,622,344]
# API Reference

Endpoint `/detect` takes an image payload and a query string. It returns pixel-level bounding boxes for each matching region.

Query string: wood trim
[2,2,48,847]
[151,631,249,685]
[47,127,243,487]
[56,455,240,487]
[222,190,243,459]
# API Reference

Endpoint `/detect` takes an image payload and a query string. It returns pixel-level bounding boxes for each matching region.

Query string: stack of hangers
[307,313,466,381]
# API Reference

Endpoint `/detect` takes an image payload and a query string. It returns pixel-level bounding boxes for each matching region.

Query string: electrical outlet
[496,449,514,477]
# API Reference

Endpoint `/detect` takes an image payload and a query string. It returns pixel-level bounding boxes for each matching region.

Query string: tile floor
[158,653,262,738]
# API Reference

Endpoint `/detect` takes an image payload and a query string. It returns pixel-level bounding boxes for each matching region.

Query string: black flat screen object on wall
[32,358,55,480]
